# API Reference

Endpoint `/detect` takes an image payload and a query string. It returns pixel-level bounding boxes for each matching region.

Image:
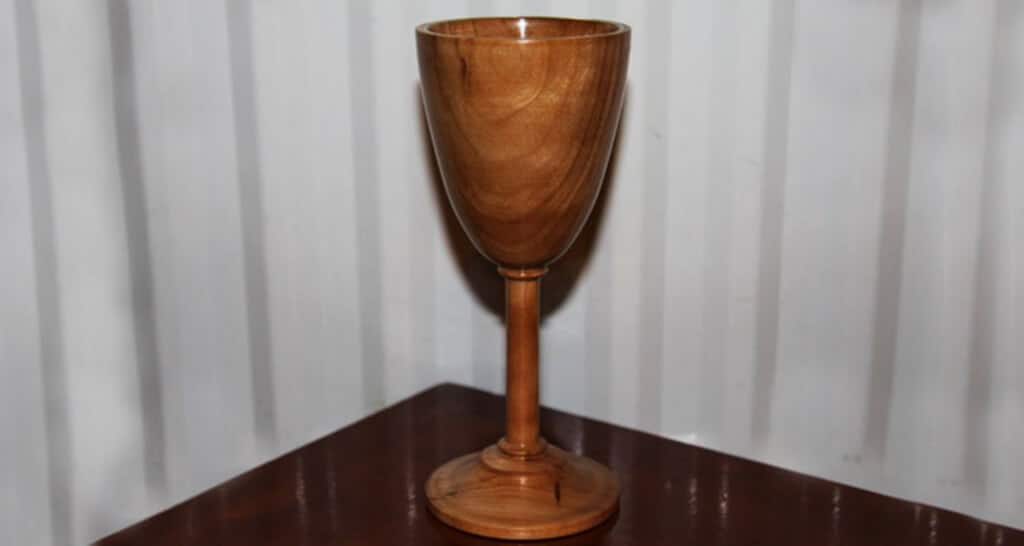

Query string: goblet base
[425,442,619,540]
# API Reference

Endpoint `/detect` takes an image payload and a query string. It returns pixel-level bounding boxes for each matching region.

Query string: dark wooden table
[97,384,1022,545]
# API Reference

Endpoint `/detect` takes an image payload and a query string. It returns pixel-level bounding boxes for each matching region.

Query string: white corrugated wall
[1,1,1021,543]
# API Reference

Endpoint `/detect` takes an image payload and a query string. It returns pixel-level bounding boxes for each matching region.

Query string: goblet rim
[416,16,629,43]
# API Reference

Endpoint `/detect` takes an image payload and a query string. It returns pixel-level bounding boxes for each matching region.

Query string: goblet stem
[498,267,548,457]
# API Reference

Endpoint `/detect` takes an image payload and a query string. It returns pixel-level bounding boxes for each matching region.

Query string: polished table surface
[97,384,1022,545]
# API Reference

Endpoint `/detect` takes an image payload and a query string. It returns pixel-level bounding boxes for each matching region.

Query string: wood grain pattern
[417,17,630,268]
[425,444,619,541]
[417,18,630,539]
[96,384,1024,546]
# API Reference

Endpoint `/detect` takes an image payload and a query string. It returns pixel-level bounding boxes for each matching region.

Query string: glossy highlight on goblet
[417,16,630,540]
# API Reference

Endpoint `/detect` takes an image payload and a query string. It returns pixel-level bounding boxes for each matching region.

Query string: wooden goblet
[417,17,630,540]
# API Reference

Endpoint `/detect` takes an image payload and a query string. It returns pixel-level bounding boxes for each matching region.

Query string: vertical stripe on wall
[718,0,773,452]
[862,0,921,474]
[750,0,795,449]
[660,0,713,444]
[225,0,277,452]
[108,0,170,497]
[346,0,386,413]
[373,0,422,404]
[250,0,319,450]
[886,0,999,515]
[603,0,646,427]
[582,0,623,423]
[984,0,1024,524]
[185,0,256,487]
[13,0,72,543]
[1,2,54,543]
[698,0,737,445]
[124,0,194,503]
[770,0,905,486]
[41,1,162,538]
[126,0,258,509]
[636,0,670,433]
[962,0,1006,499]
[407,1,439,392]
[302,0,367,434]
